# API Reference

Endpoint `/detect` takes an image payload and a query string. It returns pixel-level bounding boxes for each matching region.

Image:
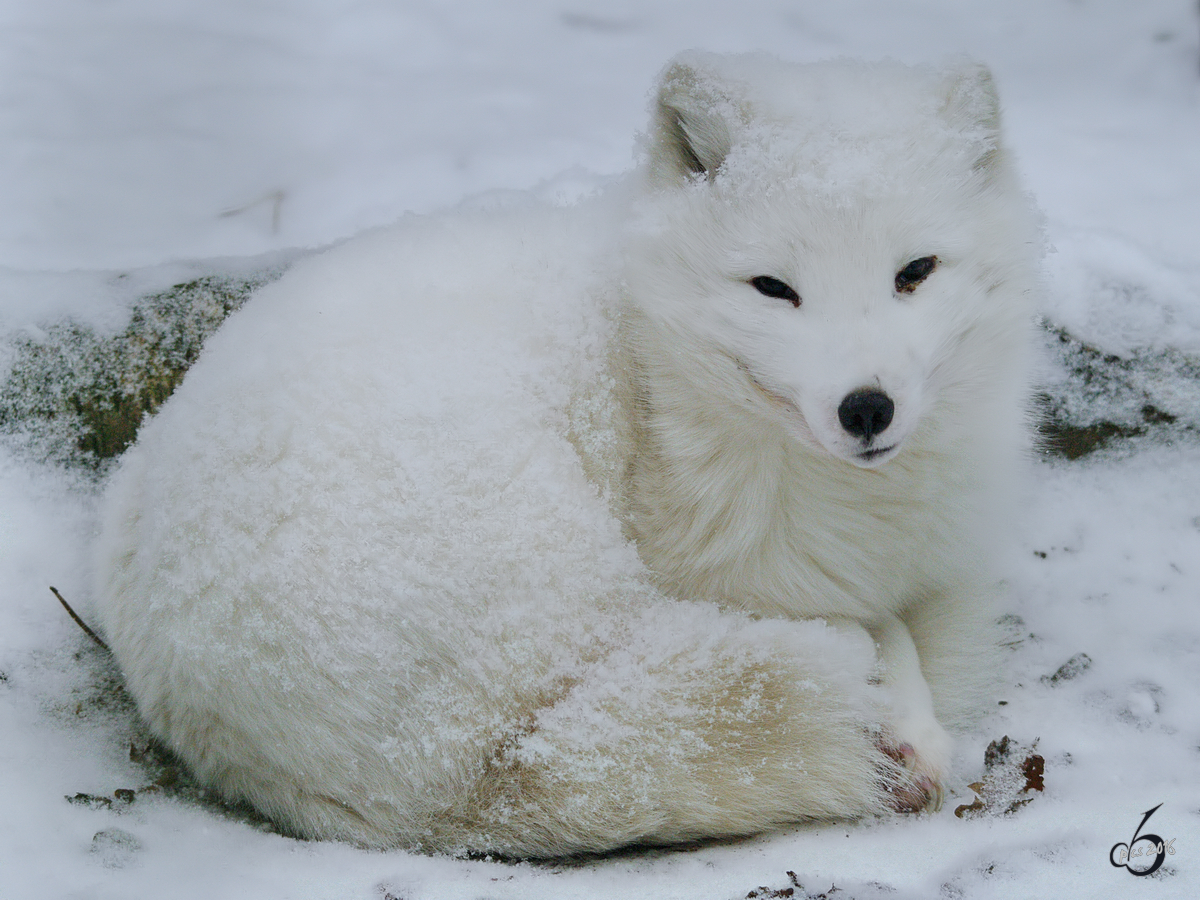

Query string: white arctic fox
[94,53,1039,857]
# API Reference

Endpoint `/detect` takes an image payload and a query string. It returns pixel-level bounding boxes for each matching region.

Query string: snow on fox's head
[627,53,1036,468]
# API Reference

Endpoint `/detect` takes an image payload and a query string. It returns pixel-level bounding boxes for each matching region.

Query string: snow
[2,0,1199,897]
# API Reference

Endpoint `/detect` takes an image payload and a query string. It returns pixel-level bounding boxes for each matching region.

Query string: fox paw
[879,740,946,813]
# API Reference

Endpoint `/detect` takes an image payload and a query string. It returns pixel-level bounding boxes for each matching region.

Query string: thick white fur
[94,53,1039,857]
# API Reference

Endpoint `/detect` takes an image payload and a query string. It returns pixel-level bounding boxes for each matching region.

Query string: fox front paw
[879,739,947,813]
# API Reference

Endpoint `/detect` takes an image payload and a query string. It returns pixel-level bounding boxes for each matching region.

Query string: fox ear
[649,59,737,184]
[940,62,1003,173]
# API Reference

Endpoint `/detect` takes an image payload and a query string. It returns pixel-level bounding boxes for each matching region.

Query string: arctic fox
[94,53,1039,857]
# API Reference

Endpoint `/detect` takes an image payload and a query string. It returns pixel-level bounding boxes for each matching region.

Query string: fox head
[626,53,1038,468]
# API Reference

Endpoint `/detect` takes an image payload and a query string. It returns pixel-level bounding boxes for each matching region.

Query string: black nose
[837,388,894,442]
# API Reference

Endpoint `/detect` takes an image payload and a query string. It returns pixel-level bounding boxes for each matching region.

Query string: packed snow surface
[2,1,1199,898]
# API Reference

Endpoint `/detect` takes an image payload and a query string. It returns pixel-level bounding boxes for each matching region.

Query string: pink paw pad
[880,741,945,813]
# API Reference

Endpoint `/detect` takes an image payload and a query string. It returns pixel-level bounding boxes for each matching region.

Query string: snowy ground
[2,1,1200,898]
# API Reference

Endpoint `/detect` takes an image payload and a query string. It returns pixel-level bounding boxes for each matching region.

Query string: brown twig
[49,586,110,653]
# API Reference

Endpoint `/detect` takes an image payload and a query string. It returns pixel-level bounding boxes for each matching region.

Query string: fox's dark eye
[750,275,801,307]
[895,256,938,294]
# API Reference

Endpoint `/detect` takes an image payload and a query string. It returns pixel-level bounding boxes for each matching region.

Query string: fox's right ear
[649,58,737,185]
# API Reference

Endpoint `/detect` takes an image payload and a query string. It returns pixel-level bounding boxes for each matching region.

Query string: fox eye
[895,256,938,293]
[749,275,801,307]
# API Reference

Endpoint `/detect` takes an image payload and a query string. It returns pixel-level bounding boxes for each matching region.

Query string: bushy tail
[428,604,895,857]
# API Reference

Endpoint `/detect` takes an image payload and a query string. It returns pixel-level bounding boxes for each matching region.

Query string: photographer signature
[1110,803,1177,877]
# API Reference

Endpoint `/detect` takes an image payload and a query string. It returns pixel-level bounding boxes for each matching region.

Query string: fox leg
[826,614,951,812]
[871,613,954,810]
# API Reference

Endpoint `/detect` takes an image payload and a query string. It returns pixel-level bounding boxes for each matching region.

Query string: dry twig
[50,586,110,653]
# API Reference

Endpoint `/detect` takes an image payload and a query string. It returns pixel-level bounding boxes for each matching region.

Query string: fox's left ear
[648,55,741,185]
[940,63,1003,173]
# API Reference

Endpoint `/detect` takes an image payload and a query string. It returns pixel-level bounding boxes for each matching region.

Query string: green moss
[1035,323,1200,460]
[0,271,283,475]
